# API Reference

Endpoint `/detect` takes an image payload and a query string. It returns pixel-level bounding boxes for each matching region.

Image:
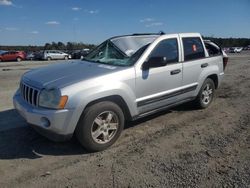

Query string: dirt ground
[0,53,249,188]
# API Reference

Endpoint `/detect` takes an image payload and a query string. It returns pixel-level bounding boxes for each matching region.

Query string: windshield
[84,35,158,66]
[84,40,129,66]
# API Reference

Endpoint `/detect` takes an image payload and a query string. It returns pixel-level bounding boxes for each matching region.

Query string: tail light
[223,56,228,70]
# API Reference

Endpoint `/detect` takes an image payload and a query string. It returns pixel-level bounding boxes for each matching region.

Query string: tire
[194,78,215,109]
[64,56,68,60]
[76,101,124,152]
[0,58,2,62]
[16,57,22,62]
[47,57,51,61]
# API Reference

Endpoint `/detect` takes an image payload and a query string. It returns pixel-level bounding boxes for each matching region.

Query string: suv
[42,50,71,60]
[13,33,227,151]
[0,51,26,62]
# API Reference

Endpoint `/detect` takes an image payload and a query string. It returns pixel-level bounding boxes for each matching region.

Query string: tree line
[1,37,250,52]
[0,42,96,52]
[203,37,250,48]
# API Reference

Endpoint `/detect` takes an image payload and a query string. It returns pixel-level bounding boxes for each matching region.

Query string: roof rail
[132,31,165,36]
[132,33,158,36]
[109,31,165,40]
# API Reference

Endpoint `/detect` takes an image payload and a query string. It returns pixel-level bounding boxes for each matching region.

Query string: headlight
[39,89,68,109]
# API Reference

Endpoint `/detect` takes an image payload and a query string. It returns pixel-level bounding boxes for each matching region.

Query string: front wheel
[64,56,68,60]
[194,78,215,109]
[76,101,124,152]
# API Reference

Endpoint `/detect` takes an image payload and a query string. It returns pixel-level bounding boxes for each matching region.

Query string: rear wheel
[47,57,51,61]
[16,57,22,62]
[76,101,124,152]
[194,78,215,109]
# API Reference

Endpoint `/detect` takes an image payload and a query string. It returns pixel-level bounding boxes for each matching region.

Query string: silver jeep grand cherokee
[13,33,227,151]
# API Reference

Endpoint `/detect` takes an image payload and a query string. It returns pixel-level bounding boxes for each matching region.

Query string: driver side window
[149,38,179,63]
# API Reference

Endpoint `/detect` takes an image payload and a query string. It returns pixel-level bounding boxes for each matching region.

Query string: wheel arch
[17,56,23,60]
[84,95,132,121]
[207,74,218,89]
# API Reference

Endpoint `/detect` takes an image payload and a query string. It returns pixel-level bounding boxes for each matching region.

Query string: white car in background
[229,47,243,53]
[43,50,71,60]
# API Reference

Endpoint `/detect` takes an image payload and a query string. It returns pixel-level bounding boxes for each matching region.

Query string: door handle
[170,69,181,75]
[201,63,208,68]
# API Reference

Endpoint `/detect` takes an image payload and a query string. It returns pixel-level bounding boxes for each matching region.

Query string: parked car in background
[0,51,26,62]
[229,47,243,53]
[26,52,36,60]
[222,48,230,53]
[34,51,44,60]
[243,45,250,50]
[45,50,71,60]
[64,50,74,59]
[71,49,90,59]
[35,50,71,61]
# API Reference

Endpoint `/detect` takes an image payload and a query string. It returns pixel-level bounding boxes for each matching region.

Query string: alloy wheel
[91,111,119,144]
[201,83,213,105]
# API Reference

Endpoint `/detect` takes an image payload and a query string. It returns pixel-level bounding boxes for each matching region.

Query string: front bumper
[13,92,75,141]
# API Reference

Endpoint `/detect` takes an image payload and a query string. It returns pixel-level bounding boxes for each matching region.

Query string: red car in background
[0,51,26,62]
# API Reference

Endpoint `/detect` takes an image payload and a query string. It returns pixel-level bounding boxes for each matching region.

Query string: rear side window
[149,38,179,63]
[183,37,205,61]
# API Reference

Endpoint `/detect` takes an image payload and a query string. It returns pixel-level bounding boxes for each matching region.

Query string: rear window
[183,37,205,61]
[205,42,221,56]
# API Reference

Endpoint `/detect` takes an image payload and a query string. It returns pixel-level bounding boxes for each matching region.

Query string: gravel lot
[0,53,250,188]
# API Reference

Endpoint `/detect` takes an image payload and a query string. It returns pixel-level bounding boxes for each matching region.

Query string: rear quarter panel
[195,56,223,94]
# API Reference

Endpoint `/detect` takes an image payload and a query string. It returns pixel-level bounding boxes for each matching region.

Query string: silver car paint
[22,61,127,89]
[135,34,183,113]
[13,33,224,138]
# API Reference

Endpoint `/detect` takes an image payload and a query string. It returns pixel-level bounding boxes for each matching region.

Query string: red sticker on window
[192,44,197,52]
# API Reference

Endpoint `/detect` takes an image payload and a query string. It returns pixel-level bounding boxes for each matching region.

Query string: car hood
[22,60,126,89]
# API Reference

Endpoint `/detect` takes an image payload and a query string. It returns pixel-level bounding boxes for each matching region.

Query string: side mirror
[142,56,168,70]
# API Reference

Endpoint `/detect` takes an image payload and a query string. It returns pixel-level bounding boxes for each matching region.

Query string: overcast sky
[0,0,250,45]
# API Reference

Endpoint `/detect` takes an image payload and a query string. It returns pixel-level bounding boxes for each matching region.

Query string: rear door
[135,36,183,114]
[180,34,207,98]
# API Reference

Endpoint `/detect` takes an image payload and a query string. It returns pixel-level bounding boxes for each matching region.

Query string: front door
[135,37,183,114]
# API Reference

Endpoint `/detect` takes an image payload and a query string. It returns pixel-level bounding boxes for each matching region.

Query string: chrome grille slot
[20,82,40,107]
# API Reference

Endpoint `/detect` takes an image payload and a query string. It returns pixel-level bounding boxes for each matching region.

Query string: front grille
[20,82,40,106]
